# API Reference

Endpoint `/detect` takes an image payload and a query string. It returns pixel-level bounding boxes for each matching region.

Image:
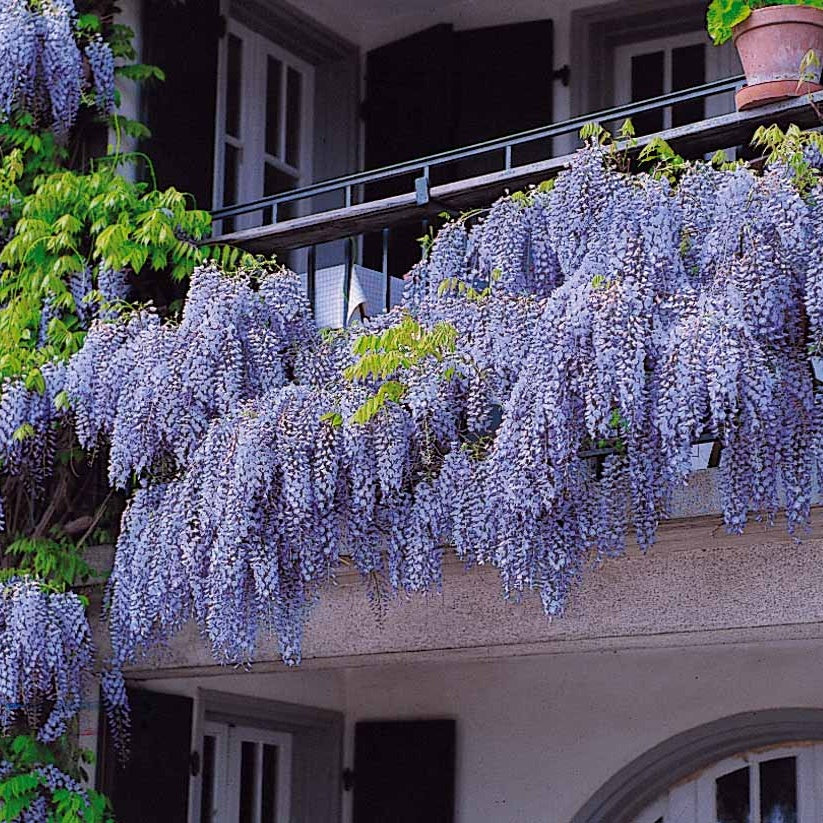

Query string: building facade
[91,2,823,822]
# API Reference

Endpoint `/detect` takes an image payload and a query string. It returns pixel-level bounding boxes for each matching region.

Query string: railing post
[342,236,353,327]
[382,227,391,312]
[307,245,316,317]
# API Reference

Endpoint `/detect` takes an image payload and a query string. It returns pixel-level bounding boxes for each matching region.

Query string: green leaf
[706,0,751,45]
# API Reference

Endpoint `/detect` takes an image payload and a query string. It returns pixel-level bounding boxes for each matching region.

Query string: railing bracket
[415,175,430,206]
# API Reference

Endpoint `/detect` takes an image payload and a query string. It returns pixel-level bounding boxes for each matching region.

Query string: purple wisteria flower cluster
[0,0,116,137]
[0,577,94,742]
[57,144,823,695]
[0,362,67,531]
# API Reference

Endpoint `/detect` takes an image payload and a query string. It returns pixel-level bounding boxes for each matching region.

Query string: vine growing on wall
[0,0,251,818]
[43,126,823,735]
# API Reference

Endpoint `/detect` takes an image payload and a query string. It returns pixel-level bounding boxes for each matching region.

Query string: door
[200,722,292,823]
[614,30,740,139]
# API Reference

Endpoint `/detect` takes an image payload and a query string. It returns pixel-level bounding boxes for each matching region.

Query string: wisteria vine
[0,577,94,743]
[3,133,823,751]
[32,139,821,720]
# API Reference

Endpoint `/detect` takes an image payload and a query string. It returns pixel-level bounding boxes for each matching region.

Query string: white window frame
[614,30,740,126]
[212,18,315,223]
[201,720,293,823]
[633,743,823,823]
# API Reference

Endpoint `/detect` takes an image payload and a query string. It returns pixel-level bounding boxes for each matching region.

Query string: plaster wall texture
[119,504,823,677]
[139,639,823,823]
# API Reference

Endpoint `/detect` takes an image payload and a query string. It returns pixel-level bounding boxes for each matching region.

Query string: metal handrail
[212,75,745,223]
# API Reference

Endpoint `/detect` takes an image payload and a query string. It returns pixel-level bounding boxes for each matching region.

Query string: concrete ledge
[115,508,823,678]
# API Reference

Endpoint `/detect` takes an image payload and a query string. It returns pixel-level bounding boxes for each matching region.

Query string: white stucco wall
[141,637,823,823]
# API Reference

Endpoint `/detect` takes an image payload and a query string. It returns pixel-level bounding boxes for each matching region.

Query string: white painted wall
[140,638,823,823]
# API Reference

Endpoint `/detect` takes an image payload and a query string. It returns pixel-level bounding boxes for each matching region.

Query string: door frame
[573,709,823,823]
[188,688,344,823]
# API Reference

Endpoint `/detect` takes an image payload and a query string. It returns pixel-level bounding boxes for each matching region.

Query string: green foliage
[638,136,688,183]
[0,158,217,380]
[510,179,555,208]
[0,734,113,823]
[594,408,629,453]
[1,534,101,592]
[707,0,823,45]
[752,122,823,191]
[343,313,458,423]
[579,120,637,174]
[438,266,503,301]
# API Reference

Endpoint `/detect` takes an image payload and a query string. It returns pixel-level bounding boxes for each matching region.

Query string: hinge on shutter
[342,768,355,791]
[552,64,571,86]
[190,750,201,778]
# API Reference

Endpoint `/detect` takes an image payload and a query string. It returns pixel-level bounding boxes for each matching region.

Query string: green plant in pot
[707,0,823,109]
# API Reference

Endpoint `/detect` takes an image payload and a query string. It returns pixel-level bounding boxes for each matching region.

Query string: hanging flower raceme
[0,577,94,743]
[0,0,116,138]
[0,362,68,531]
[61,142,823,676]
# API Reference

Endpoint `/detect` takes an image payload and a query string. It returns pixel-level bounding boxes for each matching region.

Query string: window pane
[266,57,283,157]
[260,744,278,823]
[220,143,239,233]
[630,51,664,135]
[226,34,242,138]
[760,756,797,823]
[238,741,256,823]
[285,67,302,168]
[716,765,750,823]
[671,43,705,128]
[200,735,216,823]
[223,144,239,206]
[264,164,298,222]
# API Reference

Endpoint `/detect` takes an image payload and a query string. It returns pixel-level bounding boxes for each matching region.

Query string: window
[199,721,292,823]
[213,20,314,232]
[614,30,740,136]
[631,744,823,823]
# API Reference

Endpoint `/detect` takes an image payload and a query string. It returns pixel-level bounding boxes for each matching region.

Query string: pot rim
[733,3,823,43]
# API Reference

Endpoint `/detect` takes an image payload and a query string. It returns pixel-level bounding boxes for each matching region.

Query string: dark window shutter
[140,0,221,209]
[363,25,457,278]
[364,24,457,174]
[97,687,193,823]
[363,20,554,276]
[454,20,554,177]
[352,719,456,823]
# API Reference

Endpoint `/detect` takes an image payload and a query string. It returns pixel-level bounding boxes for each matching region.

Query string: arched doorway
[573,709,823,823]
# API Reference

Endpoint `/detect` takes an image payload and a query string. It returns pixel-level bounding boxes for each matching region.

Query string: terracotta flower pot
[733,5,823,110]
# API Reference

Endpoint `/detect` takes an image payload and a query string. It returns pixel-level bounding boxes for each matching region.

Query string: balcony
[210,78,823,319]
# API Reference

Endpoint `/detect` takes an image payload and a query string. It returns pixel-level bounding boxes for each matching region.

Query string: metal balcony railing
[210,76,823,321]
